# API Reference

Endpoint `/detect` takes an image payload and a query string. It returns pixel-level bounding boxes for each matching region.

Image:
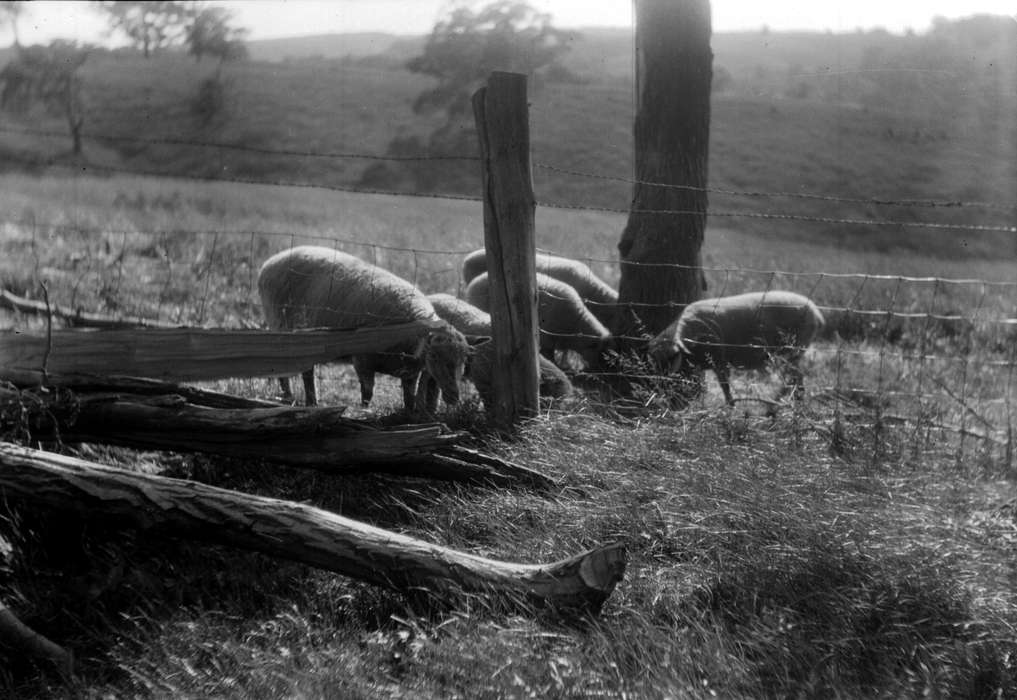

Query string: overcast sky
[2,1,1015,47]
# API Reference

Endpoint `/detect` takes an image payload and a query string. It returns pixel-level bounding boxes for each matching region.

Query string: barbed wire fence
[0,124,1014,467]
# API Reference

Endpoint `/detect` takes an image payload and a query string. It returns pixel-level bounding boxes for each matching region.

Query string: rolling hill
[1,16,1013,259]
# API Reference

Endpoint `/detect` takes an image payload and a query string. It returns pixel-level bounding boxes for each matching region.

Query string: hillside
[1,17,1014,259]
[245,32,411,63]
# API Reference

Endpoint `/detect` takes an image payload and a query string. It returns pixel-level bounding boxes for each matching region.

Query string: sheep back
[464,272,610,360]
[461,248,618,324]
[668,291,824,370]
[426,293,492,337]
[259,246,469,410]
[259,246,436,329]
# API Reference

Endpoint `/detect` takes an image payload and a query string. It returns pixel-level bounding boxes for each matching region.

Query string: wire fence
[0,123,1014,465]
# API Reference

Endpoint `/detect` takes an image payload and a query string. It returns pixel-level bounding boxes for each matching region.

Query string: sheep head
[648,334,689,373]
[415,322,488,405]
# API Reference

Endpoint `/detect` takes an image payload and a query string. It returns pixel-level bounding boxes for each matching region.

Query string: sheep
[461,248,618,326]
[424,293,573,409]
[258,245,479,412]
[648,290,825,407]
[464,272,611,368]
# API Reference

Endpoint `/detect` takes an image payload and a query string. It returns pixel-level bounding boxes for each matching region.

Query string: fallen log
[0,288,176,330]
[0,322,446,384]
[0,443,625,614]
[2,371,280,409]
[0,388,555,488]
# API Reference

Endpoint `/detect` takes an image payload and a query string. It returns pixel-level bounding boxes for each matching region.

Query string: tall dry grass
[0,174,1014,697]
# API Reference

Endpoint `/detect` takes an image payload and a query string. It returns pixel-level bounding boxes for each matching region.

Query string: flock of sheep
[257,245,825,414]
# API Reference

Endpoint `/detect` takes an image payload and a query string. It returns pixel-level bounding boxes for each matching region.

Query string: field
[1,18,1016,699]
[1,169,1015,698]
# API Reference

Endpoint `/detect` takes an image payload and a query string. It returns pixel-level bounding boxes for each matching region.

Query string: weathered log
[0,601,75,680]
[0,322,446,384]
[3,371,280,409]
[0,443,626,613]
[0,288,176,330]
[0,388,555,488]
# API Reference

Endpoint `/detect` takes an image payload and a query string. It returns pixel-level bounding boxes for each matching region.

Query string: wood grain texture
[0,443,625,613]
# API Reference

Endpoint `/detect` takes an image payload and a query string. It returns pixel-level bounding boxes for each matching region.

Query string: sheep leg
[713,364,735,407]
[301,368,317,407]
[415,374,440,416]
[352,359,374,407]
[401,373,420,413]
[278,376,294,403]
[777,362,805,402]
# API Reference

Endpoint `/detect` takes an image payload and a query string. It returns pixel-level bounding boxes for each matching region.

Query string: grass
[0,170,1014,697]
[0,24,1015,694]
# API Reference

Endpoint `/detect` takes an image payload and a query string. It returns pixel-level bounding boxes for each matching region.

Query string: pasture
[1,170,1015,697]
[1,15,1016,696]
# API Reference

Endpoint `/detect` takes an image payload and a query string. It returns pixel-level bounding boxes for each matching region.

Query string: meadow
[0,168,1015,698]
[1,20,1016,698]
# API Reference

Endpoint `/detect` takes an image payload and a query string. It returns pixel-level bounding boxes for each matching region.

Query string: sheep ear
[466,335,490,349]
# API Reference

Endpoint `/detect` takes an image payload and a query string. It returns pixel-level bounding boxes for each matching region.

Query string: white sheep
[461,248,618,326]
[258,246,479,412]
[464,272,611,367]
[648,290,825,406]
[425,293,573,410]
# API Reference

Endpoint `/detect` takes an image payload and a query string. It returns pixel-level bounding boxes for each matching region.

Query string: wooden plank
[0,321,442,383]
[472,71,540,431]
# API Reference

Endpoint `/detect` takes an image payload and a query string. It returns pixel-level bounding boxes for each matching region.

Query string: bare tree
[0,41,89,155]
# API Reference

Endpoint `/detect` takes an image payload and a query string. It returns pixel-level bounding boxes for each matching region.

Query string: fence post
[471,72,539,431]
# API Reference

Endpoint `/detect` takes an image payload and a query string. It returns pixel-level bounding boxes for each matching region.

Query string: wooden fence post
[472,72,539,431]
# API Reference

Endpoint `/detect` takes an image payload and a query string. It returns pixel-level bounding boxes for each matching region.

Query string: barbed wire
[8,155,1014,236]
[537,201,1017,233]
[533,162,1017,212]
[4,215,1016,291]
[4,124,1014,213]
[0,125,480,162]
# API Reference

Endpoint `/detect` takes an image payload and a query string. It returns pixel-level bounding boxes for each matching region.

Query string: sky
[2,1,1015,47]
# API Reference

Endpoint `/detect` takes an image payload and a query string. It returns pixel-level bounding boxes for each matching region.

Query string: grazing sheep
[464,272,610,367]
[258,246,478,412]
[425,293,573,409]
[649,291,824,407]
[461,248,618,326]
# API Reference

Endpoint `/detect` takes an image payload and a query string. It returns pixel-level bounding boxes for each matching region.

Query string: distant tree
[0,1,26,46]
[184,4,249,66]
[98,1,189,58]
[0,41,89,155]
[366,1,572,194]
[183,4,248,129]
[408,1,571,117]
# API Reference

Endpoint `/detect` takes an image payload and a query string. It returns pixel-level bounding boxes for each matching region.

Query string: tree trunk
[615,0,713,340]
[0,443,626,614]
